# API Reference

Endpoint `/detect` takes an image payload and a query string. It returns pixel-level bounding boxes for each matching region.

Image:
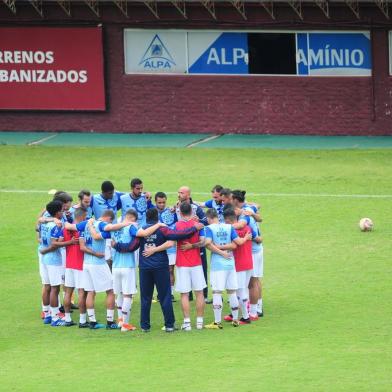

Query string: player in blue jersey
[90,181,124,270]
[176,186,211,303]
[204,208,251,329]
[78,209,129,329]
[69,189,93,220]
[38,200,79,326]
[232,190,264,319]
[196,185,225,223]
[155,191,178,301]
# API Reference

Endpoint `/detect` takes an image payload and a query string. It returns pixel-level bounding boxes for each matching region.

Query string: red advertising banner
[0,27,105,110]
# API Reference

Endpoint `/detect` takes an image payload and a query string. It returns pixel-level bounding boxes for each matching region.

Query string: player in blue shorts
[155,191,178,300]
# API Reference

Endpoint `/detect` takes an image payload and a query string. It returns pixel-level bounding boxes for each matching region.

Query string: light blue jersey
[204,199,224,223]
[112,224,138,268]
[91,192,123,221]
[158,207,177,255]
[82,221,111,265]
[239,208,262,253]
[39,222,63,266]
[69,204,93,220]
[120,193,153,227]
[205,223,238,271]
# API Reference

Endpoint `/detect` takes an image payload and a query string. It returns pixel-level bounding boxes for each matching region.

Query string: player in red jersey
[175,202,207,331]
[223,209,258,324]
[62,207,90,327]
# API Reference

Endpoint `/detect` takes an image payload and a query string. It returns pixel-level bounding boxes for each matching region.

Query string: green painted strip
[0,132,52,145]
[40,132,211,148]
[197,135,392,149]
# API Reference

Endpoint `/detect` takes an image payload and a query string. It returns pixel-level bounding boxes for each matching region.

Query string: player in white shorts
[38,200,77,327]
[232,190,264,320]
[79,209,130,330]
[204,208,250,329]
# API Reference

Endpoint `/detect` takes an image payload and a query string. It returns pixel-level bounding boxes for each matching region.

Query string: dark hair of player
[211,185,223,193]
[146,208,158,223]
[46,200,63,217]
[220,188,232,197]
[125,208,138,220]
[206,208,218,219]
[155,191,167,201]
[223,203,234,211]
[54,192,73,204]
[53,190,65,199]
[101,181,114,193]
[179,201,192,216]
[78,189,91,200]
[232,190,246,203]
[223,208,237,222]
[74,207,87,219]
[131,178,142,188]
[101,209,115,220]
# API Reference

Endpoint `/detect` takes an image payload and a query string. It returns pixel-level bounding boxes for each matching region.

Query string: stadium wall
[1,3,392,135]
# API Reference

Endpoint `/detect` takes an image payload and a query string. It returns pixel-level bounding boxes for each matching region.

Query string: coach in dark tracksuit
[114,208,202,332]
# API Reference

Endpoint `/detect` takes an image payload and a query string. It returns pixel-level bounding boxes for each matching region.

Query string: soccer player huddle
[37,178,264,332]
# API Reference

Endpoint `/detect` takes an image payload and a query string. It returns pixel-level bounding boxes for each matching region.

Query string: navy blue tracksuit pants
[139,267,174,330]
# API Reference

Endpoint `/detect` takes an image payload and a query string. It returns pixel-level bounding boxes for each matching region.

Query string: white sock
[65,312,72,322]
[183,317,191,324]
[250,304,258,317]
[229,293,239,321]
[196,316,203,325]
[212,293,223,323]
[42,305,50,317]
[116,293,123,320]
[51,306,60,321]
[257,298,263,313]
[238,289,249,319]
[122,297,132,324]
[87,308,96,322]
[107,309,114,322]
[79,313,87,324]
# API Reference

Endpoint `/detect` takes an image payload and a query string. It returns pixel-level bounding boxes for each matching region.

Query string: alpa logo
[139,34,176,69]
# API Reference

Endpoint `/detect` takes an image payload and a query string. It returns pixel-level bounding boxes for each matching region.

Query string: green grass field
[0,145,391,391]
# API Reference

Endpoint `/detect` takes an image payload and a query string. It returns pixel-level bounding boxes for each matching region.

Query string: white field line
[1,189,392,199]
[186,134,221,148]
[27,133,58,145]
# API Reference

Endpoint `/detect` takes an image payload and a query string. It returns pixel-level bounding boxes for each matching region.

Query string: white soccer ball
[359,218,373,232]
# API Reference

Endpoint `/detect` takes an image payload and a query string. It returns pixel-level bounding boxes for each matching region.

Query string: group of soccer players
[36,179,264,332]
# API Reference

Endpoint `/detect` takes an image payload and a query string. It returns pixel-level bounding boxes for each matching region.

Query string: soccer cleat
[204,322,223,330]
[117,318,124,328]
[223,314,233,322]
[121,323,137,332]
[64,320,76,327]
[232,320,240,327]
[171,295,176,302]
[257,311,264,317]
[71,303,79,310]
[59,305,65,313]
[141,329,150,333]
[151,298,158,304]
[165,327,178,333]
[239,317,251,325]
[249,315,259,321]
[161,326,166,331]
[204,298,213,305]
[51,318,66,327]
[40,311,45,319]
[181,322,192,332]
[89,321,106,329]
[57,312,65,319]
[196,321,204,330]
[79,322,90,328]
[106,321,120,330]
[43,316,52,324]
